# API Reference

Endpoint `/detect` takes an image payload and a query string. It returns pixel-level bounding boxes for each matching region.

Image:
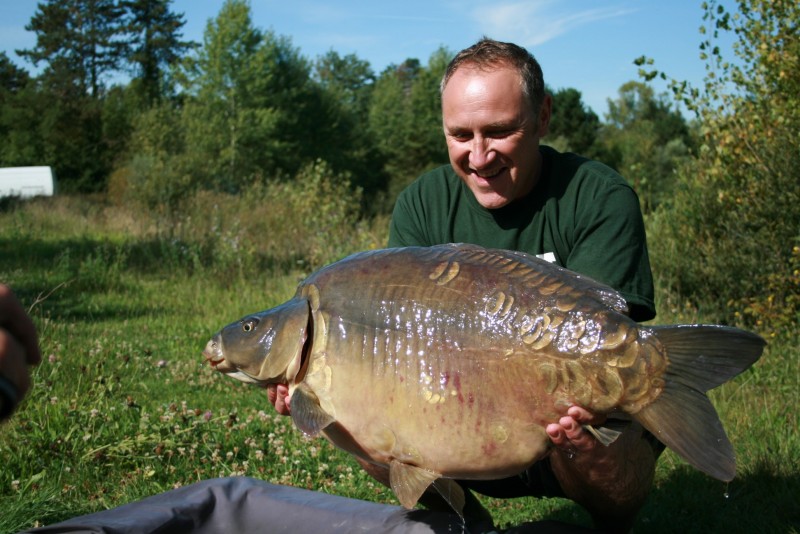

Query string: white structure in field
[0,166,56,198]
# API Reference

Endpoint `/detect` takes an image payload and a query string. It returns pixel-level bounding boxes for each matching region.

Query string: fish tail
[634,325,765,481]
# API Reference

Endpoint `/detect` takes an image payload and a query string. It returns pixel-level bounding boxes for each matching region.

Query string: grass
[0,195,798,533]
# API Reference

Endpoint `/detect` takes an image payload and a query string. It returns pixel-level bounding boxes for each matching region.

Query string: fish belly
[304,321,557,480]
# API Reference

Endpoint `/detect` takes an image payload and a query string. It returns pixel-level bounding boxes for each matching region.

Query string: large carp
[203,244,764,513]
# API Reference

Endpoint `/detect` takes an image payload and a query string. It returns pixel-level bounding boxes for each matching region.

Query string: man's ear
[537,94,553,137]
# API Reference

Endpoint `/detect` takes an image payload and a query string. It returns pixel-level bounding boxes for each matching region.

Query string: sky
[0,0,730,116]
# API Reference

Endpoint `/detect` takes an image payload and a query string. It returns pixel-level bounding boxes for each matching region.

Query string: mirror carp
[203,244,765,514]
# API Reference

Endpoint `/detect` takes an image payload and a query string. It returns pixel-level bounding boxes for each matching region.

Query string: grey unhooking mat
[20,477,476,534]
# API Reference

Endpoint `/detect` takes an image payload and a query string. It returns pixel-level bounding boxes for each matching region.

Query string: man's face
[442,64,550,210]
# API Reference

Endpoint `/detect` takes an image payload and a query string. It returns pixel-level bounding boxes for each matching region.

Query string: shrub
[645,0,799,334]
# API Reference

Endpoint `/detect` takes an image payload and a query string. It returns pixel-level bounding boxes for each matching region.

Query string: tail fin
[634,325,765,481]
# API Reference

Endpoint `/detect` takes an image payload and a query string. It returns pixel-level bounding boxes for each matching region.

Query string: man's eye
[489,130,513,139]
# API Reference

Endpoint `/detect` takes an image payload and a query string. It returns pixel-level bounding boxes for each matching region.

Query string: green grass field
[1,196,797,533]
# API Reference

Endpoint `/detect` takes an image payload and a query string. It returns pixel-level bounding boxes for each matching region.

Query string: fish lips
[203,336,232,371]
[202,336,263,386]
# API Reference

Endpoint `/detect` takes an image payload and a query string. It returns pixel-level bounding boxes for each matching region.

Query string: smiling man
[389,37,654,323]
[441,54,546,210]
[386,37,661,531]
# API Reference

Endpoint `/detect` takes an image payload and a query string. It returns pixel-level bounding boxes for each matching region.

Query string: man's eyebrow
[445,119,523,133]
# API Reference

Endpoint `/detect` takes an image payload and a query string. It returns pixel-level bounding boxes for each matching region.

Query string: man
[0,284,41,422]
[271,38,660,532]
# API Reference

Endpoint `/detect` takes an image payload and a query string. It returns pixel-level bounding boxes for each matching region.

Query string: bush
[170,159,387,278]
[646,0,799,334]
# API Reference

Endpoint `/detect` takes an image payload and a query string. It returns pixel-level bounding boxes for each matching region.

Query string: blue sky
[0,1,732,116]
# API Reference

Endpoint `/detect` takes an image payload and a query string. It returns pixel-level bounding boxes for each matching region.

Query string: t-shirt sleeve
[566,181,656,322]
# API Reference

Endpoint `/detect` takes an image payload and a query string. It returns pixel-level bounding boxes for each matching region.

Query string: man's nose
[469,137,495,168]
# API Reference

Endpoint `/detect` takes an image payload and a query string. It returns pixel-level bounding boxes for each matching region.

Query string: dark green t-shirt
[388,145,656,321]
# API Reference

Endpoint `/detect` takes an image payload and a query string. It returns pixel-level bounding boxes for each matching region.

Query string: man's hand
[546,405,605,454]
[0,285,41,420]
[266,383,291,415]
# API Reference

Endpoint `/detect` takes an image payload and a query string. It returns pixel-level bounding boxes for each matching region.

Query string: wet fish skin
[203,243,765,513]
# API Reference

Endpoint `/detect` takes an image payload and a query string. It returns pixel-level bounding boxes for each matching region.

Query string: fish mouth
[203,337,232,371]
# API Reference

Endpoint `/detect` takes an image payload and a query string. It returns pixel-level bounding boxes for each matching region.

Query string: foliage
[4,0,698,212]
[312,51,385,198]
[367,49,451,212]
[123,0,194,106]
[18,0,127,98]
[545,87,600,156]
[112,156,384,276]
[171,159,383,274]
[597,81,693,213]
[642,0,800,333]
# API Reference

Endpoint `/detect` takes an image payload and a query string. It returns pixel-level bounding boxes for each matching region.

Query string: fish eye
[241,318,259,333]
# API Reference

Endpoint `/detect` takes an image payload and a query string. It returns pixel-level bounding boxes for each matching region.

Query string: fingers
[546,405,605,453]
[0,329,32,420]
[0,285,41,365]
[266,383,291,416]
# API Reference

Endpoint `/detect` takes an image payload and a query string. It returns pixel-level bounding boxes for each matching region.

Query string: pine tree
[123,0,194,105]
[18,0,127,98]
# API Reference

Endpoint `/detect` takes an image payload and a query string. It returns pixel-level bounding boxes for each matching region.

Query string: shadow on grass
[0,236,167,322]
[636,462,800,532]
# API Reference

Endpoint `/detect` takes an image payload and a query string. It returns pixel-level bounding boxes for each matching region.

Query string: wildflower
[204,411,213,421]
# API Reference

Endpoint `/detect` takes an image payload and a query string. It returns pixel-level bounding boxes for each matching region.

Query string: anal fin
[290,383,334,437]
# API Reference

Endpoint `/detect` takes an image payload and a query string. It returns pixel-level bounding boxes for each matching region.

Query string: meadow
[0,194,797,533]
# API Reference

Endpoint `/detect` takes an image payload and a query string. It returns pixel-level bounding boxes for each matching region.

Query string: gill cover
[218,297,310,384]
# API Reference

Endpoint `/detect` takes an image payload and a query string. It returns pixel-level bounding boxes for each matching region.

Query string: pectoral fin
[389,459,440,509]
[290,383,334,437]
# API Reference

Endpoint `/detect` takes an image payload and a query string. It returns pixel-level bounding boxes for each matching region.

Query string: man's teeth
[475,168,502,178]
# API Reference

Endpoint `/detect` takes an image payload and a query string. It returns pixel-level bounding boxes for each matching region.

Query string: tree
[312,51,387,198]
[173,0,274,191]
[643,0,799,331]
[123,0,194,105]
[368,49,452,210]
[18,0,127,98]
[546,87,600,156]
[314,50,375,121]
[597,81,692,212]
[0,53,30,94]
[0,59,45,167]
